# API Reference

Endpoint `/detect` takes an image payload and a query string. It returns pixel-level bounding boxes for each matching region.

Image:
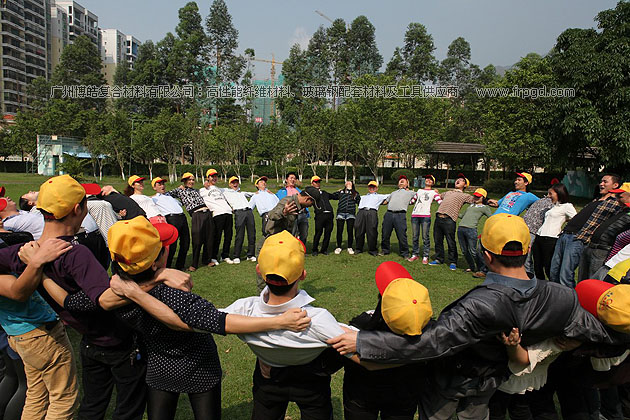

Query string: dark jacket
[331,189,361,216]
[100,192,145,220]
[357,277,620,396]
[311,189,334,215]
[589,209,630,249]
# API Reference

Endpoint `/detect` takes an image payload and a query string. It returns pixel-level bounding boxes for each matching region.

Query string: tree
[326,19,349,85]
[100,111,132,179]
[153,110,189,182]
[257,122,292,181]
[547,1,630,171]
[346,16,383,78]
[132,120,162,180]
[388,23,438,82]
[306,26,331,85]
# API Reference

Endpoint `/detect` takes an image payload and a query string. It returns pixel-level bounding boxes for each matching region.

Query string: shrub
[482,178,515,194]
[391,169,416,182]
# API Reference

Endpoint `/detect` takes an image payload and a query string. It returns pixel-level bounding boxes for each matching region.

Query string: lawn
[0,172,589,419]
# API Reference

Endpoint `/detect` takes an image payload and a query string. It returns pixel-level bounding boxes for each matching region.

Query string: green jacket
[265,195,302,236]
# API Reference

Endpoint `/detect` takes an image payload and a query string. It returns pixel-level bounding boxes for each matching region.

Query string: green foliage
[58,154,89,179]
[346,16,383,79]
[482,178,516,194]
[391,168,416,182]
[388,23,438,82]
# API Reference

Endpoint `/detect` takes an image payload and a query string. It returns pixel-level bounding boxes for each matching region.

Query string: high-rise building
[100,29,139,85]
[0,0,50,117]
[49,3,68,73]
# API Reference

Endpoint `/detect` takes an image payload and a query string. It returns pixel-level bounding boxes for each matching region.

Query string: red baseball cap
[0,197,7,212]
[152,222,179,247]
[375,261,413,295]
[398,175,408,181]
[81,183,102,196]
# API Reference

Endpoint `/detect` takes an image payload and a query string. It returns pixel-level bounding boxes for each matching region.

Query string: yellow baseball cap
[206,168,218,177]
[151,177,165,188]
[258,231,305,286]
[181,172,194,181]
[229,176,239,184]
[609,182,630,194]
[473,188,487,198]
[375,261,433,336]
[382,278,432,336]
[457,173,470,188]
[37,175,86,219]
[255,176,268,185]
[576,279,630,334]
[480,213,530,256]
[311,175,321,183]
[368,181,378,187]
[516,172,533,184]
[108,217,178,275]
[127,175,146,187]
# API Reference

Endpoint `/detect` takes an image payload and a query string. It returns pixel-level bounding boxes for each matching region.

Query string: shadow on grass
[222,401,254,419]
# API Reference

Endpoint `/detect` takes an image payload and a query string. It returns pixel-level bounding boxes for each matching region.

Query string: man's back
[223,288,344,367]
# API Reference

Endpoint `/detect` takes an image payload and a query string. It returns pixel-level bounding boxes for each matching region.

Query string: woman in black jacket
[332,181,361,255]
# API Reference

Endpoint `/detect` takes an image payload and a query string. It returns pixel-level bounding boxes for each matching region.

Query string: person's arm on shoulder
[0,239,72,302]
[498,327,529,372]
[225,309,310,334]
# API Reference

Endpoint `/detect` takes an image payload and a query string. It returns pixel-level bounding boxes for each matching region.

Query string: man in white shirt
[200,168,233,265]
[0,196,44,239]
[249,176,279,237]
[223,176,256,264]
[223,231,346,419]
[152,177,190,270]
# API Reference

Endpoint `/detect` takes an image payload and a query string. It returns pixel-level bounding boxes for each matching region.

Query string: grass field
[0,172,590,419]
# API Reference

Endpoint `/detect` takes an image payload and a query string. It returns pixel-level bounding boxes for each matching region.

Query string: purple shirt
[0,238,132,347]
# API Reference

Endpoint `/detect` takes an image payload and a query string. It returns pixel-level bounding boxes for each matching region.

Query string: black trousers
[251,362,333,420]
[532,235,558,280]
[488,390,532,420]
[165,213,190,270]
[233,209,256,259]
[212,214,233,260]
[146,384,221,420]
[336,217,355,249]
[313,213,334,254]
[190,211,213,268]
[260,212,270,237]
[433,215,457,264]
[78,338,147,420]
[579,246,611,283]
[381,211,410,258]
[355,209,378,255]
[0,349,26,420]
[75,230,110,270]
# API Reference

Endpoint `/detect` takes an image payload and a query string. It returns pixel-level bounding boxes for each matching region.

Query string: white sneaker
[347,248,354,255]
[211,259,219,265]
[232,258,240,264]
[247,256,257,262]
[334,248,342,255]
[225,258,234,264]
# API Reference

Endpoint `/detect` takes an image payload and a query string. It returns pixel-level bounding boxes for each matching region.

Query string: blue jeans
[549,233,584,288]
[411,217,431,257]
[458,226,483,271]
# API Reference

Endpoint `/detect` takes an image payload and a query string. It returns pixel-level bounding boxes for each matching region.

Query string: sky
[79,0,618,80]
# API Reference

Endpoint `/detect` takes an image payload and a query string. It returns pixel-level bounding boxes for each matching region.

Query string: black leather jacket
[357,276,622,395]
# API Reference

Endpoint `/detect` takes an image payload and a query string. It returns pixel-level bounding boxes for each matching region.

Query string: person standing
[152,177,190,271]
[381,175,416,259]
[354,181,389,256]
[201,168,234,265]
[531,183,576,281]
[408,175,442,263]
[276,172,309,246]
[522,191,554,276]
[488,172,539,216]
[429,175,474,270]
[457,188,493,275]
[249,176,279,237]
[310,176,335,256]
[125,176,167,224]
[332,181,361,255]
[165,173,214,271]
[550,174,624,288]
[223,176,256,264]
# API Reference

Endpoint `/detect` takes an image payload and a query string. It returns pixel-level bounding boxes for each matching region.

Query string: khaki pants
[8,321,78,420]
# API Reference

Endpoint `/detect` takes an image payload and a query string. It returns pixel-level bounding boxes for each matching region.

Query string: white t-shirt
[3,210,44,240]
[200,186,232,216]
[411,189,442,217]
[537,203,577,238]
[606,244,630,269]
[130,194,163,219]
[222,288,346,367]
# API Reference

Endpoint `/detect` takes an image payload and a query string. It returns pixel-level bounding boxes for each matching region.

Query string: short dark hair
[39,196,87,221]
[286,172,297,179]
[550,183,570,204]
[604,173,621,189]
[480,241,527,268]
[19,197,33,211]
[265,274,296,296]
[123,185,134,197]
[111,247,166,283]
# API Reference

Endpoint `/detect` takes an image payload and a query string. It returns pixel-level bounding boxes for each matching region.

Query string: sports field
[0,172,589,419]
